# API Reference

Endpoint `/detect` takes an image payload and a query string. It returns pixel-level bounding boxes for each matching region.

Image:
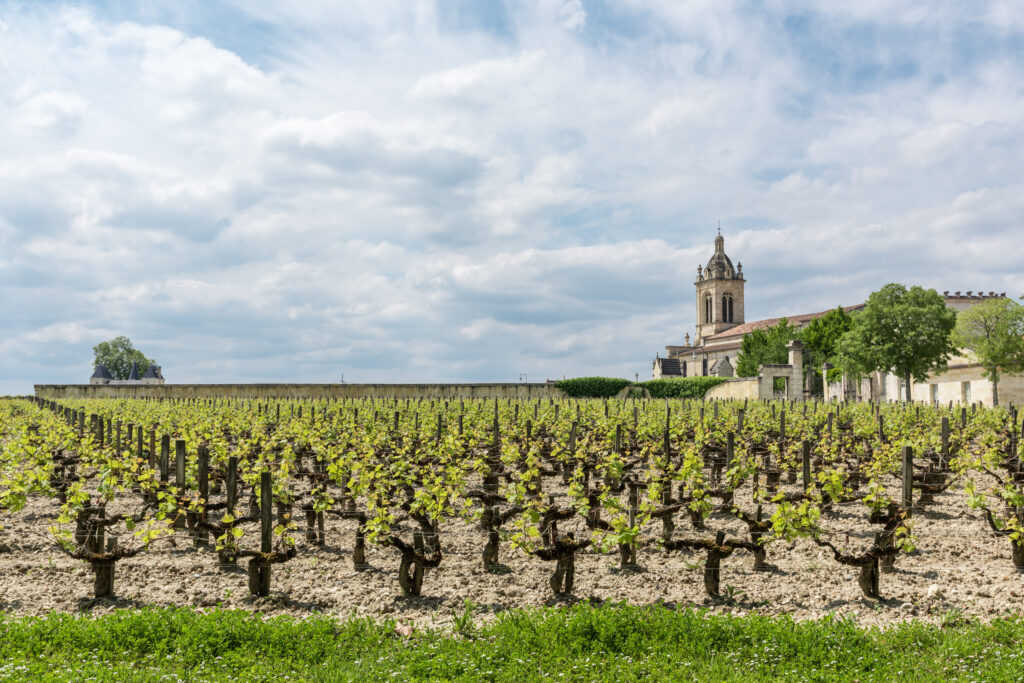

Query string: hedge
[555,376,727,399]
[554,377,633,398]
[637,376,729,399]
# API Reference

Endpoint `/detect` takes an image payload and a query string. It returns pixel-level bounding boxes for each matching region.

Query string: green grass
[0,604,1022,681]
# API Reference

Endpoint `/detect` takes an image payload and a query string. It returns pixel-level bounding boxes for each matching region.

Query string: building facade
[654,233,1014,406]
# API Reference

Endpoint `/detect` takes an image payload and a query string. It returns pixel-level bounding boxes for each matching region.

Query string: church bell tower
[694,231,745,344]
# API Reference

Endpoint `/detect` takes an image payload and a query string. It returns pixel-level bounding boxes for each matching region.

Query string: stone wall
[34,383,567,400]
[823,365,1024,407]
[704,377,760,401]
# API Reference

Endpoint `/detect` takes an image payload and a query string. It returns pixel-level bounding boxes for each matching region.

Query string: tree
[92,336,156,380]
[735,319,797,377]
[836,284,956,402]
[800,307,854,390]
[951,298,1024,406]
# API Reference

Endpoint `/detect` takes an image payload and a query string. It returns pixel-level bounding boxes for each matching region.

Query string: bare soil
[2,480,1022,630]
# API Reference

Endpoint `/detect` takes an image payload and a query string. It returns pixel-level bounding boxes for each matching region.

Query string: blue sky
[2,1,1023,393]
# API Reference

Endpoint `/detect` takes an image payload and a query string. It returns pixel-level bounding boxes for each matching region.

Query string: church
[653,232,1014,406]
[653,231,862,381]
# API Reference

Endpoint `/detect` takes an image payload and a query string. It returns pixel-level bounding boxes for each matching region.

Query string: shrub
[638,377,728,399]
[554,377,632,398]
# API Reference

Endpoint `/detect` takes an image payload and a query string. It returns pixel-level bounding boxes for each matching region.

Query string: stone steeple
[694,232,745,343]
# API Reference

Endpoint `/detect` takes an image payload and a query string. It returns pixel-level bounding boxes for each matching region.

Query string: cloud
[2,1,1024,395]
[410,51,546,99]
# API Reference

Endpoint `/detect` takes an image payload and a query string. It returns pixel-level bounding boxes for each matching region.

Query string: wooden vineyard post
[737,409,744,433]
[92,503,117,598]
[626,481,639,567]
[802,440,812,493]
[174,440,186,530]
[827,413,833,437]
[940,418,950,468]
[249,471,274,597]
[781,410,795,483]
[563,421,577,484]
[877,414,885,443]
[194,444,210,548]
[159,435,170,484]
[902,446,914,516]
[961,407,967,429]
[220,456,239,568]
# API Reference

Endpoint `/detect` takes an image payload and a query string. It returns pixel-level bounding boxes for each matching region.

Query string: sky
[2,1,1024,393]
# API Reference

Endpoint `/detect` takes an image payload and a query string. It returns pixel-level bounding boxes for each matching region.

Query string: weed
[452,599,477,639]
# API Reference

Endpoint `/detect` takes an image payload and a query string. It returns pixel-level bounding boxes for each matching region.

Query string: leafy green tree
[836,284,956,401]
[92,336,155,380]
[951,298,1024,406]
[800,307,854,389]
[735,319,797,377]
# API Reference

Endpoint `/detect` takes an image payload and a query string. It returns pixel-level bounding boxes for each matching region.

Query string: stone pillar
[786,339,804,400]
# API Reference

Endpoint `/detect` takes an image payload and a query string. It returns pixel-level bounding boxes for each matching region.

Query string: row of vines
[0,395,1021,603]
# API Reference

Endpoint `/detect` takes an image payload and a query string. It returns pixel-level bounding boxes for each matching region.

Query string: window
[722,293,734,323]
[704,295,713,323]
[702,358,708,376]
[682,361,687,377]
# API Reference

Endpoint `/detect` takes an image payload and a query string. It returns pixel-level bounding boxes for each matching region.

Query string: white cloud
[1,2,1024,393]
[410,51,545,99]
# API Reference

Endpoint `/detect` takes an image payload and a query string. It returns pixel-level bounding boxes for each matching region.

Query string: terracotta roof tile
[704,304,864,341]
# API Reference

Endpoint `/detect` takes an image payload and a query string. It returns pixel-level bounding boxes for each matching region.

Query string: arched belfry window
[722,293,734,323]
[704,295,713,323]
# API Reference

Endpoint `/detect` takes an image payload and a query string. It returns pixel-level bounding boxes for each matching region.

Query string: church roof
[704,304,865,342]
[129,362,140,380]
[705,251,734,276]
[90,364,112,379]
[142,365,162,379]
[703,234,738,279]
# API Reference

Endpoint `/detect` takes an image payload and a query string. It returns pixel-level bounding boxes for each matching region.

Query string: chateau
[653,232,864,382]
[90,362,165,385]
[654,233,1014,406]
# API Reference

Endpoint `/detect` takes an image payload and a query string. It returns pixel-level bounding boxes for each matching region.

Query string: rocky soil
[1,481,1022,630]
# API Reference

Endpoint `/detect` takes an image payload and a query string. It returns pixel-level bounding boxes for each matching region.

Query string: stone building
[654,232,1014,406]
[653,232,862,381]
[90,362,165,385]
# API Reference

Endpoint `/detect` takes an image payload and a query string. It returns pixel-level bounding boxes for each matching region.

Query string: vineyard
[1,395,1023,626]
